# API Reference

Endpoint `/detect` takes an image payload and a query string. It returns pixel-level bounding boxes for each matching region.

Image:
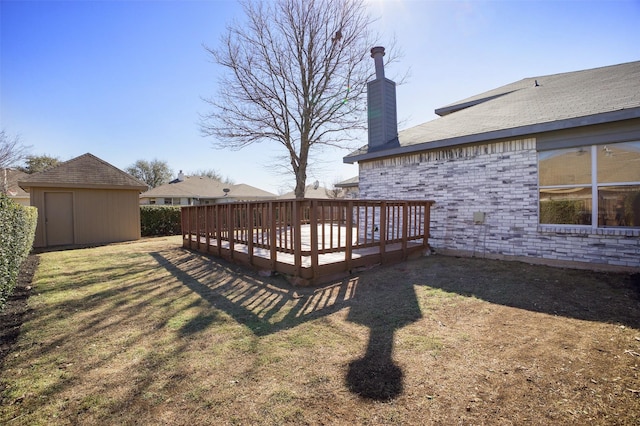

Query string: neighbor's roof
[140,176,275,200]
[334,176,359,188]
[277,184,332,199]
[345,60,640,163]
[228,183,276,198]
[2,169,29,198]
[18,153,148,191]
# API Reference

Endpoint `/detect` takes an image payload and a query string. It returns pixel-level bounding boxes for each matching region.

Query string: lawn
[1,236,639,425]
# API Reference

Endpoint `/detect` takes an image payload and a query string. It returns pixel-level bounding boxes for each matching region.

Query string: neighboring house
[18,153,148,248]
[334,176,359,199]
[2,168,30,206]
[277,183,333,199]
[140,171,275,205]
[344,48,640,270]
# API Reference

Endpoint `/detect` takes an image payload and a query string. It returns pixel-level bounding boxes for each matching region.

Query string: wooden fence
[181,199,434,285]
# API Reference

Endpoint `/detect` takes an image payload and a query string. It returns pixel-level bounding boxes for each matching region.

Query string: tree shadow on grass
[345,279,422,400]
[149,249,360,337]
[149,247,640,402]
[150,248,423,401]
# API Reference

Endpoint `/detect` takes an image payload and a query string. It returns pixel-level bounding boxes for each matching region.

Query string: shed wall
[31,187,141,247]
[359,137,640,270]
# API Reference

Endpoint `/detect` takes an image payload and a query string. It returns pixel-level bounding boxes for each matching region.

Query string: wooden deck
[181,199,434,285]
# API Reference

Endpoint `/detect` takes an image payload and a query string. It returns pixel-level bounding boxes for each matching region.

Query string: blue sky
[1,0,639,194]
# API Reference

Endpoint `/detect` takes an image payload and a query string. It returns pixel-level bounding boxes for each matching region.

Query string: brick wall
[359,138,640,270]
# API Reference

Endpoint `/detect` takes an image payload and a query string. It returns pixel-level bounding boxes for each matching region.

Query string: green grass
[1,235,638,425]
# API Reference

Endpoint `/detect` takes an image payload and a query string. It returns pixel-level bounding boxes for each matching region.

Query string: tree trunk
[294,164,307,199]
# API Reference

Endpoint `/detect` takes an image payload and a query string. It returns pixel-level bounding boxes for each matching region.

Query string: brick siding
[359,138,640,270]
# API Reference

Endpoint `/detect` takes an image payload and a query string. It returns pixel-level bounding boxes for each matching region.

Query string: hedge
[539,199,586,225]
[0,194,37,311]
[140,205,182,237]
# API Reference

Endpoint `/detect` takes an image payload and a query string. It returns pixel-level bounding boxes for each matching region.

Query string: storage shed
[19,153,148,248]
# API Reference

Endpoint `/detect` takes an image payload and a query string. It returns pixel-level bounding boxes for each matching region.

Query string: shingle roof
[140,176,275,200]
[228,183,275,198]
[334,176,359,188]
[277,184,333,199]
[18,153,148,190]
[345,60,640,162]
[142,176,227,198]
[2,169,29,198]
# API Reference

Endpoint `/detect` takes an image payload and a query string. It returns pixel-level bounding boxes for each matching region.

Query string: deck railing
[181,199,434,283]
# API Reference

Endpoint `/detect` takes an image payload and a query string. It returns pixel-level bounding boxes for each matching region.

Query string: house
[1,168,30,206]
[277,183,333,199]
[334,176,360,199]
[18,153,148,248]
[344,47,640,271]
[139,171,275,205]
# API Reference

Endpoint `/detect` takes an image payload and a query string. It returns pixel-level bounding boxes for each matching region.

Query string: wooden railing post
[293,200,302,277]
[345,201,353,271]
[247,202,254,265]
[190,207,195,249]
[215,204,222,256]
[402,202,408,260]
[337,201,342,247]
[182,207,190,248]
[195,206,201,250]
[423,201,432,249]
[380,201,387,260]
[269,202,277,270]
[310,200,319,279]
[205,205,210,253]
[228,203,234,259]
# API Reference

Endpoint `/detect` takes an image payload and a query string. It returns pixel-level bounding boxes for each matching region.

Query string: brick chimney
[367,46,398,151]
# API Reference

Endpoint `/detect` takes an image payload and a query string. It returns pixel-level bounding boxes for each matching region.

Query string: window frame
[538,143,640,229]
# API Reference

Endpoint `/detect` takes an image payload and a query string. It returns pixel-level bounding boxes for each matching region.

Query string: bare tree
[201,0,387,198]
[324,177,344,199]
[126,159,173,189]
[325,186,342,199]
[0,130,30,170]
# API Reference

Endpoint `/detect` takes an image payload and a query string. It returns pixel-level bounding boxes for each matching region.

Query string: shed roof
[345,60,640,163]
[18,153,148,191]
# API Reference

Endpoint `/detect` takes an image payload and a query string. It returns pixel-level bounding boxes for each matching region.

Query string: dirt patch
[0,255,39,365]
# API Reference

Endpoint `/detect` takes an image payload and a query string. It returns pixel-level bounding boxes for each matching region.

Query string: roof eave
[18,181,148,191]
[344,107,640,164]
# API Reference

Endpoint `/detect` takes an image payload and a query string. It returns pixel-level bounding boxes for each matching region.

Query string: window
[539,142,640,228]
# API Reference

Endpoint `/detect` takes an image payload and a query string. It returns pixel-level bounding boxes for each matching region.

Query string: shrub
[140,205,182,236]
[0,194,37,310]
[540,199,586,225]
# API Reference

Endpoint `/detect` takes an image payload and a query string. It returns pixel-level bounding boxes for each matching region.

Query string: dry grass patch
[1,235,639,425]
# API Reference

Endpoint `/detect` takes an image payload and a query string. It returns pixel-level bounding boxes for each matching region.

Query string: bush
[540,199,587,225]
[0,194,37,310]
[140,205,182,237]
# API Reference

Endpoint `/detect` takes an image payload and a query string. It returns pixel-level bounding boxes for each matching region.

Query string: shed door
[45,192,74,246]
